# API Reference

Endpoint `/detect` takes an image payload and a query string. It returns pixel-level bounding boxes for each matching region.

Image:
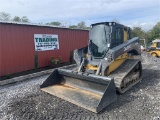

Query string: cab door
[110,25,123,48]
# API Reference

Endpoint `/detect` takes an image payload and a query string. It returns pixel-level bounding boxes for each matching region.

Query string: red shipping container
[0,22,89,76]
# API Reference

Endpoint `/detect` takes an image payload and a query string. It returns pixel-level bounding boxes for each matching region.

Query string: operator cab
[147,39,160,51]
[88,22,132,59]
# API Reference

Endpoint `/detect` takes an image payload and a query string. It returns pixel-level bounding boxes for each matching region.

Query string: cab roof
[91,22,129,30]
[152,39,160,43]
[91,22,121,26]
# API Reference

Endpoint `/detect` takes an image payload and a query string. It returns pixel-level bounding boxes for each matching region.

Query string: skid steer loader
[40,22,142,113]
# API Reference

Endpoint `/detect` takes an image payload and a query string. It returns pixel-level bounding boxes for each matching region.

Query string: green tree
[152,22,160,39]
[0,12,11,21]
[46,21,61,26]
[132,27,146,38]
[21,16,30,22]
[145,22,160,43]
[77,21,86,29]
[69,21,90,29]
[69,25,78,29]
[13,16,21,22]
[146,30,155,43]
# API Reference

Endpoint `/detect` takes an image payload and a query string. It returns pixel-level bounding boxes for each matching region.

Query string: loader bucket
[40,68,117,113]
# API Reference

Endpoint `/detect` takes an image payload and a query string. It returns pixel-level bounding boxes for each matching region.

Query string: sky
[0,0,160,31]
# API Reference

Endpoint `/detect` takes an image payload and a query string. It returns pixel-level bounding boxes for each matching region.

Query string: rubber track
[109,59,141,93]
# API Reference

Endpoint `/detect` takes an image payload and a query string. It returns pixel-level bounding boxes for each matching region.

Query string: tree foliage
[69,25,78,29]
[131,22,160,44]
[21,16,30,22]
[77,21,86,29]
[12,16,30,22]
[13,16,21,22]
[69,21,90,29]
[46,21,61,26]
[0,12,30,23]
[151,22,160,39]
[132,27,145,38]
[0,12,11,21]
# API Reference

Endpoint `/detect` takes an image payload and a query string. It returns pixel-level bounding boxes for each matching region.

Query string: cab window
[156,42,160,48]
[111,28,123,48]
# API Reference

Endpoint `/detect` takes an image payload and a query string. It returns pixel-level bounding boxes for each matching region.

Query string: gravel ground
[141,52,160,65]
[0,53,160,120]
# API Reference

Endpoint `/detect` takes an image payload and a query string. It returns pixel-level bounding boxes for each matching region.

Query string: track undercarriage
[81,59,142,93]
[109,59,142,93]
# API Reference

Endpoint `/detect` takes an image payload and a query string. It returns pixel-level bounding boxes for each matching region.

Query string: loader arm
[101,37,140,76]
[106,37,140,61]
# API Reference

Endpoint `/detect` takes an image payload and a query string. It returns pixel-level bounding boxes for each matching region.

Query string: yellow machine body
[147,39,160,57]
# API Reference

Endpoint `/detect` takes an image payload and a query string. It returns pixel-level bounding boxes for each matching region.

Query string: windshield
[89,24,110,58]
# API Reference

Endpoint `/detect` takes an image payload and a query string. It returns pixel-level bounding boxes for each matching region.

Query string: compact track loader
[40,22,142,113]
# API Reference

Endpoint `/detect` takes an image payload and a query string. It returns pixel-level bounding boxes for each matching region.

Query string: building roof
[0,21,89,31]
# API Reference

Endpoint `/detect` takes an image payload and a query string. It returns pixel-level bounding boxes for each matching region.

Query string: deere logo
[124,45,131,51]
